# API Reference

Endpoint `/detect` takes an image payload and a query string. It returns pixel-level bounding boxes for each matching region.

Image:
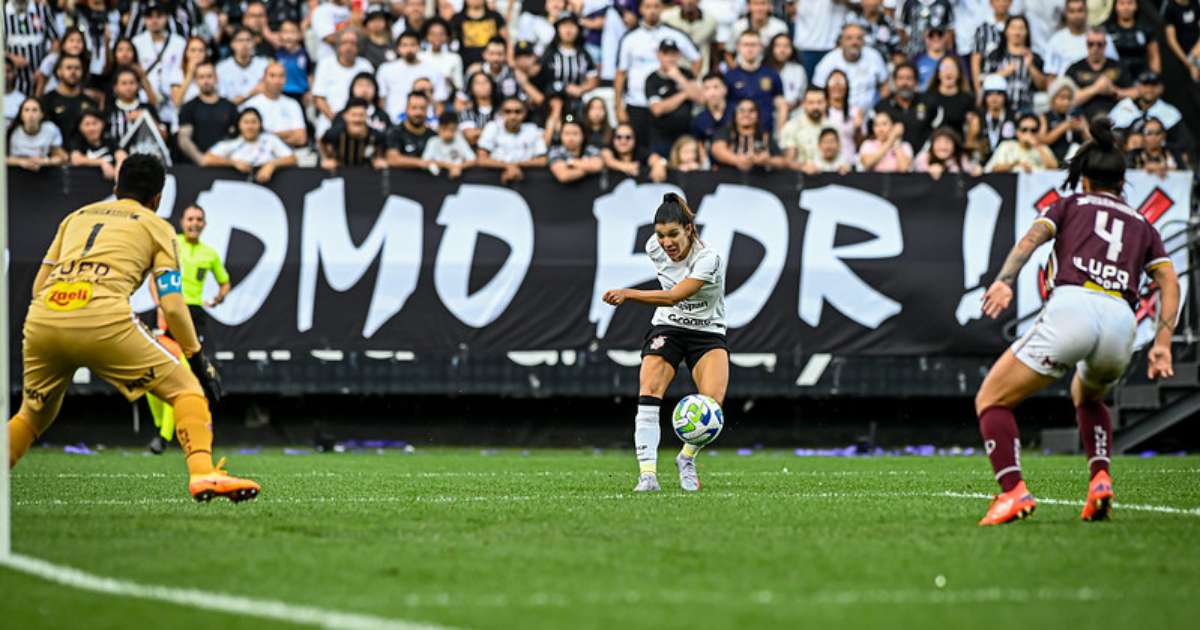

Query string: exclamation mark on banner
[955,184,1003,325]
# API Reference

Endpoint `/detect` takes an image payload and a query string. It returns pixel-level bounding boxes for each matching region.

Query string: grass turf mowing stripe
[0,553,453,630]
[13,490,1200,516]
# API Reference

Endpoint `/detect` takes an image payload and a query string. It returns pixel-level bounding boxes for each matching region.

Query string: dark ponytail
[1063,116,1126,193]
[654,192,695,227]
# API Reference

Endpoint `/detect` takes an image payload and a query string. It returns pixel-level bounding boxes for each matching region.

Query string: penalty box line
[0,553,453,630]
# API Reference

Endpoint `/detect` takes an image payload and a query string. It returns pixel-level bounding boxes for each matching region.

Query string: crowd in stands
[4,0,1197,183]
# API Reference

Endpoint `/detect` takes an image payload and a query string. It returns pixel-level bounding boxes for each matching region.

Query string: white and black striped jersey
[4,1,60,95]
[120,0,199,39]
[540,45,596,96]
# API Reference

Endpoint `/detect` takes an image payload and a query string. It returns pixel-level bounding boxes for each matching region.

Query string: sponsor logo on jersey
[44,281,93,311]
[667,313,714,327]
[677,299,708,312]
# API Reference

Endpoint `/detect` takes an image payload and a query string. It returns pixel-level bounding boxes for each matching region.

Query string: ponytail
[654,192,695,226]
[1063,116,1125,193]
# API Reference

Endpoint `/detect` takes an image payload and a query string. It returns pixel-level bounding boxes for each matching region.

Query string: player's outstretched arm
[603,278,705,307]
[1148,263,1180,380]
[981,222,1054,319]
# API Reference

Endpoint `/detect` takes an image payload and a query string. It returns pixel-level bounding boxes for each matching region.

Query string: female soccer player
[974,117,1179,525]
[602,193,728,493]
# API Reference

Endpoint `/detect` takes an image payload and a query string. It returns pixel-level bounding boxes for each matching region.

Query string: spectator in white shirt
[727,0,789,52]
[313,29,376,137]
[378,31,451,123]
[422,112,477,178]
[312,0,354,62]
[217,27,271,104]
[792,0,849,77]
[812,23,889,111]
[131,4,187,124]
[1044,0,1118,76]
[202,107,296,183]
[476,96,548,183]
[241,62,307,147]
[614,0,702,149]
[421,18,464,92]
[6,97,66,169]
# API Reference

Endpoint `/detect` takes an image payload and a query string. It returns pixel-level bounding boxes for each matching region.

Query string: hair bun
[662,192,681,204]
[1088,116,1117,151]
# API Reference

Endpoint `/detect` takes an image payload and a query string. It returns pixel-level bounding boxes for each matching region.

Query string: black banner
[8,167,1020,360]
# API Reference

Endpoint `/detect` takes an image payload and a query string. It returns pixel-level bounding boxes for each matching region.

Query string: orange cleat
[978,481,1037,526]
[1080,470,1114,521]
[189,457,261,503]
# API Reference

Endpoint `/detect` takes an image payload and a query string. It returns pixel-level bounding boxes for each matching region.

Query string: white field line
[12,490,1200,517]
[15,467,1200,479]
[0,553,452,630]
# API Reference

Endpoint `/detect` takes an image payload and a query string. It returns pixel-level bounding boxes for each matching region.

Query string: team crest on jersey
[44,281,93,311]
[649,335,667,350]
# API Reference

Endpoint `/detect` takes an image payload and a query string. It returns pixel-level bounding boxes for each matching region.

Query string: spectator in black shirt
[68,110,125,180]
[690,73,731,147]
[177,61,238,164]
[41,54,99,144]
[1164,0,1200,81]
[920,56,976,142]
[645,38,702,157]
[1105,0,1160,81]
[242,1,278,57]
[711,98,786,172]
[360,5,396,69]
[452,0,507,68]
[321,98,387,170]
[875,62,931,154]
[602,122,668,181]
[386,92,437,169]
[343,73,393,134]
[1128,117,1190,175]
[1066,28,1135,120]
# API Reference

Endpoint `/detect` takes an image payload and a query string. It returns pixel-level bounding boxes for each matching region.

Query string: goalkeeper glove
[187,351,224,403]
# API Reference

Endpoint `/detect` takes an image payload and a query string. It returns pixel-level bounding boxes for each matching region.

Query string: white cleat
[633,473,661,492]
[676,455,700,492]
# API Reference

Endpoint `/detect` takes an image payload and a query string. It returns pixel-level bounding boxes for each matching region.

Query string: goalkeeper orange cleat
[189,457,260,503]
[978,481,1037,526]
[1080,470,1114,522]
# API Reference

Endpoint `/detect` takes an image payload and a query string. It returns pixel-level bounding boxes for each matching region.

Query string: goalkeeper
[146,204,230,454]
[7,155,259,502]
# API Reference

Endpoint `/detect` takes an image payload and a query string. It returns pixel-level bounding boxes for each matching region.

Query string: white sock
[635,397,662,475]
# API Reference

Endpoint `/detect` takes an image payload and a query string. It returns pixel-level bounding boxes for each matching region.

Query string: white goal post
[1,17,12,559]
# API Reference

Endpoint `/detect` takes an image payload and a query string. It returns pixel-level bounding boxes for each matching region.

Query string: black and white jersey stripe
[121,0,199,39]
[4,1,60,95]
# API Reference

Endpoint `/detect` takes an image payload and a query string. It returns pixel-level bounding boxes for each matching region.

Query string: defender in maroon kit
[974,117,1180,525]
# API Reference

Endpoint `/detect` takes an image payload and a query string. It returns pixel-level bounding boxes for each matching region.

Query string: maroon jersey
[1035,192,1170,310]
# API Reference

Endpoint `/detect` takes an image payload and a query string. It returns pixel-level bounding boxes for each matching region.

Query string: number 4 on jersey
[1093,211,1124,262]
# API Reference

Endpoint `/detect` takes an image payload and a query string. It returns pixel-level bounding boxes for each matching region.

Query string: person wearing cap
[912,24,951,91]
[898,0,955,59]
[661,0,718,75]
[510,40,549,111]
[360,4,397,68]
[614,0,701,147]
[645,38,703,156]
[977,74,1016,158]
[1065,27,1134,120]
[1108,72,1187,149]
[725,30,787,134]
[1038,77,1086,163]
[1045,0,1118,76]
[131,2,187,126]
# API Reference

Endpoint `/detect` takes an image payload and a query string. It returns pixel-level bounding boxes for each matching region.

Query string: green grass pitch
[1,448,1198,629]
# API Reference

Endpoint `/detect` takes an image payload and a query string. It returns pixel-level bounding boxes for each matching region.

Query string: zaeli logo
[44,282,94,311]
[1031,186,1175,321]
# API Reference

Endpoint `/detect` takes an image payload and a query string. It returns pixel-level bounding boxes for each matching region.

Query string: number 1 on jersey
[81,223,105,257]
[1093,211,1124,262]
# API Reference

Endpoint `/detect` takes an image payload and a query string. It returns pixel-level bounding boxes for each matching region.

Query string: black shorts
[641,325,729,370]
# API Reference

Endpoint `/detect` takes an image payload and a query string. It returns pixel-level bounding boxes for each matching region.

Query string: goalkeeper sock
[7,415,38,468]
[680,443,701,459]
[635,396,662,475]
[174,394,214,476]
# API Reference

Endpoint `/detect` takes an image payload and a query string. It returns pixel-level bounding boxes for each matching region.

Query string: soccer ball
[672,394,724,446]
